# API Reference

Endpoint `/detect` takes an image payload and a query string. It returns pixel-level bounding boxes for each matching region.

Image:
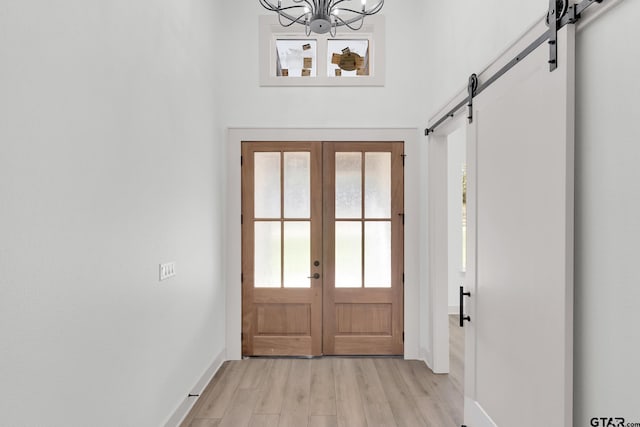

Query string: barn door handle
[308,273,320,279]
[459,286,471,327]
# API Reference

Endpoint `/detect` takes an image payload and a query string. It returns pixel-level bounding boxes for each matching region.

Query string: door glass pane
[335,221,362,288]
[254,221,281,287]
[254,152,281,218]
[284,152,310,218]
[335,153,362,218]
[364,222,391,288]
[283,221,311,288]
[365,152,391,218]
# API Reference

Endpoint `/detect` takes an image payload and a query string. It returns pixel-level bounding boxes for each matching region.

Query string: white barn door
[464,24,574,427]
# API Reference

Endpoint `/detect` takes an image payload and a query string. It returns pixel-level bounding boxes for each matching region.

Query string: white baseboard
[448,305,460,315]
[164,348,227,427]
[465,397,499,427]
[420,347,433,371]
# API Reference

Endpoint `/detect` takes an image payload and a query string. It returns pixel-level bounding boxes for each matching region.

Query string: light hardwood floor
[180,316,463,427]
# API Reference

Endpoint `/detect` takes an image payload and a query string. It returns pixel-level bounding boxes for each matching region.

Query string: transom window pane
[276,39,317,77]
[328,39,369,77]
[254,153,281,218]
[365,152,391,218]
[335,152,362,218]
[284,152,311,218]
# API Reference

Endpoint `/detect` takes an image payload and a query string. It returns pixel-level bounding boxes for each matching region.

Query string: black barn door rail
[425,0,604,137]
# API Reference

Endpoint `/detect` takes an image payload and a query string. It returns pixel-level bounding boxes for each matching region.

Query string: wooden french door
[241,141,404,356]
[322,142,404,355]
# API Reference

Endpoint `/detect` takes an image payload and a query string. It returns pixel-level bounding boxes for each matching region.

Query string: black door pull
[459,286,471,327]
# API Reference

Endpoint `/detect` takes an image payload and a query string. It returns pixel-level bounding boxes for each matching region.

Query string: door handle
[459,286,471,327]
[308,273,320,279]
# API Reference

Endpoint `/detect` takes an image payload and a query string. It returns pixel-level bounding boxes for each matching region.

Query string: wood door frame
[226,128,421,360]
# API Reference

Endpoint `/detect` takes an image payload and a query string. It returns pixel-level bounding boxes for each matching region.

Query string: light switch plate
[159,262,176,281]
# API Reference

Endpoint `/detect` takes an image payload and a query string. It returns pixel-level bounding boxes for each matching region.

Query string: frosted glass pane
[335,153,362,218]
[335,222,362,288]
[283,222,311,288]
[254,222,281,288]
[284,152,310,218]
[364,222,391,288]
[254,153,281,218]
[365,153,391,218]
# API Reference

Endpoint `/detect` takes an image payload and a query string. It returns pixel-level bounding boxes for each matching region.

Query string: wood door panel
[333,337,397,355]
[253,336,312,356]
[253,288,316,304]
[334,288,392,303]
[336,303,392,335]
[257,304,311,335]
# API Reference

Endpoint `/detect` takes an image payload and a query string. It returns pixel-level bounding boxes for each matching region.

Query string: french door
[241,141,404,356]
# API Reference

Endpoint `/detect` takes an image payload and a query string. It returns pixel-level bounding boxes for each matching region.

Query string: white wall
[447,127,466,312]
[425,0,640,423]
[215,1,429,129]
[0,1,225,426]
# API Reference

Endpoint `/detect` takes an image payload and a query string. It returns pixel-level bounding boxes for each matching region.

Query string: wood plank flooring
[181,316,463,427]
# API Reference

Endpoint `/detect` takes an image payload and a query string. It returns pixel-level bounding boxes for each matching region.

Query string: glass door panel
[335,221,362,288]
[283,221,311,288]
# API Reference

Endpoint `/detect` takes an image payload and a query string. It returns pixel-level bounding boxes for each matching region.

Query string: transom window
[259,16,385,86]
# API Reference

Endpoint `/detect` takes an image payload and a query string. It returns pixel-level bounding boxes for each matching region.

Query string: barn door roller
[547,0,569,71]
[425,0,606,137]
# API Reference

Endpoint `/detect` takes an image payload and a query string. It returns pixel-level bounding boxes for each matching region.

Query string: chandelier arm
[292,0,316,11]
[336,5,381,17]
[259,0,281,12]
[259,0,308,14]
[330,0,350,9]
[278,11,310,27]
[334,14,365,31]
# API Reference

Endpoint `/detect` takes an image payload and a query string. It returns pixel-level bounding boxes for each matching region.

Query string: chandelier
[259,0,384,36]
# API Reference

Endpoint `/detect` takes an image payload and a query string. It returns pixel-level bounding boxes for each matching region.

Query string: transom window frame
[259,15,385,87]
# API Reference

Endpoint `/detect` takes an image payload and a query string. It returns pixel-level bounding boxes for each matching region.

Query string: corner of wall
[163,348,227,427]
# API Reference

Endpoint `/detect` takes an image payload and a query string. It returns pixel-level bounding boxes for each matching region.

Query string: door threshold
[243,354,404,359]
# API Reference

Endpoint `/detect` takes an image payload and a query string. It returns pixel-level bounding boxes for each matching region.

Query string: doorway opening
[241,141,404,356]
